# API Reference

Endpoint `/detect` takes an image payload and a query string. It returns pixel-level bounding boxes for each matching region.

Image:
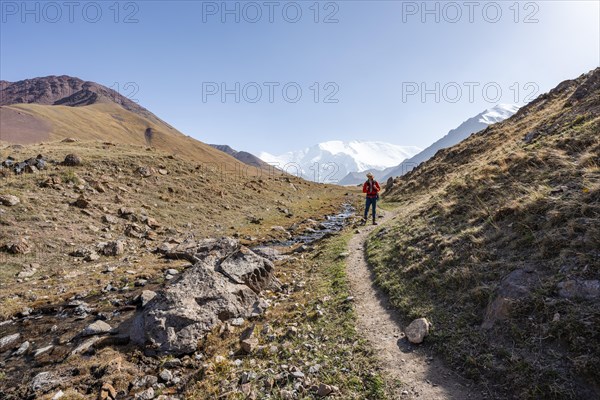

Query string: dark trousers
[364,196,377,221]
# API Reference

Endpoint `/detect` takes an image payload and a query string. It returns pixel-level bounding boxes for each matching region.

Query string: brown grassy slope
[367,68,600,399]
[0,140,350,319]
[0,102,257,170]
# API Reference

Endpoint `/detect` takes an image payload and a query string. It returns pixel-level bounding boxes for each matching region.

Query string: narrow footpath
[346,210,481,399]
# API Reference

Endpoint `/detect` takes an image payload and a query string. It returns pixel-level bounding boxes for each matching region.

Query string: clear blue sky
[1,1,598,154]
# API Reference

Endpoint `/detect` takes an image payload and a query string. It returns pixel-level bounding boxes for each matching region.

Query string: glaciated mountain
[378,104,519,182]
[259,141,421,183]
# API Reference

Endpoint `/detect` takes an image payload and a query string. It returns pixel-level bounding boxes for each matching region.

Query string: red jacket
[363,180,380,198]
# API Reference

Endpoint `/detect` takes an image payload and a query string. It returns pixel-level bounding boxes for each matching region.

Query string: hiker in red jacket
[362,172,380,225]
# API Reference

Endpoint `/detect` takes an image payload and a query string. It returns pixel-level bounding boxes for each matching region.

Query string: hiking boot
[361,218,367,225]
[372,221,378,225]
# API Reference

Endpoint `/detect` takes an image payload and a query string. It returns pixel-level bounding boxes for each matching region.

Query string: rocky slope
[368,68,600,398]
[0,139,386,399]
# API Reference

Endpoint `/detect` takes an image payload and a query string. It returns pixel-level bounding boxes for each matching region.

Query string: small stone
[118,207,135,217]
[31,371,59,391]
[73,195,90,209]
[100,382,117,400]
[240,371,257,384]
[317,383,333,397]
[102,214,119,225]
[240,324,259,354]
[135,387,155,400]
[163,358,183,368]
[134,375,158,389]
[0,333,20,351]
[291,370,305,379]
[165,268,179,275]
[0,194,20,206]
[52,390,65,400]
[230,317,244,326]
[102,240,124,256]
[280,390,294,400]
[82,320,112,336]
[214,355,226,363]
[137,166,154,177]
[17,264,37,278]
[34,345,54,357]
[405,317,431,344]
[557,280,600,300]
[137,290,157,307]
[135,279,148,287]
[63,153,82,166]
[4,238,31,254]
[159,369,173,383]
[71,337,101,355]
[286,326,298,337]
[14,340,30,356]
[84,251,100,262]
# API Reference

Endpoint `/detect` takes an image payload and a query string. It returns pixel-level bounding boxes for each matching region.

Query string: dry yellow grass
[0,102,259,172]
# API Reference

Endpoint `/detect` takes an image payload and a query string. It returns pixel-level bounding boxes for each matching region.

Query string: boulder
[129,238,275,355]
[82,320,112,336]
[217,247,275,293]
[405,318,430,344]
[0,194,20,206]
[3,238,31,254]
[63,153,81,166]
[102,240,125,256]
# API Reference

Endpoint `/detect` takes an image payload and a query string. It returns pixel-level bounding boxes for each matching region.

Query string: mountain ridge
[260,140,421,183]
[0,75,250,168]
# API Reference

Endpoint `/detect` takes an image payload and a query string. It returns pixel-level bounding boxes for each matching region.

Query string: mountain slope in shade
[0,76,247,167]
[209,144,273,170]
[379,104,519,182]
[260,141,421,183]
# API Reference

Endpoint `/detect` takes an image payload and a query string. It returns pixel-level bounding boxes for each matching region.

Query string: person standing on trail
[362,172,380,225]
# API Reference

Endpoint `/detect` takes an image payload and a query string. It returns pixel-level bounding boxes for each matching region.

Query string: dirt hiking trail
[347,210,486,399]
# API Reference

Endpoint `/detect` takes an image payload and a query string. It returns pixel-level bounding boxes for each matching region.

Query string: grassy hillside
[0,103,250,167]
[367,69,599,399]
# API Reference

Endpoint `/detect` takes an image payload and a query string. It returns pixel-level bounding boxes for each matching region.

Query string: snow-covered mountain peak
[479,104,520,124]
[259,141,421,183]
